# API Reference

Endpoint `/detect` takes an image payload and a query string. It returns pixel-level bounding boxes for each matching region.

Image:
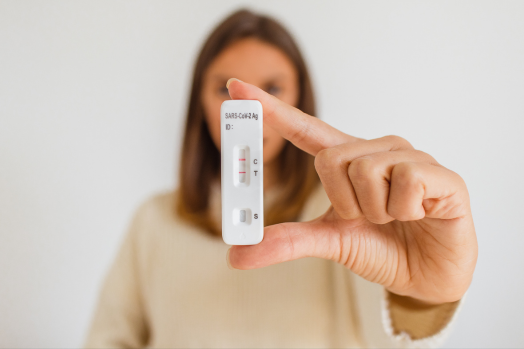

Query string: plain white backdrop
[1,1,523,347]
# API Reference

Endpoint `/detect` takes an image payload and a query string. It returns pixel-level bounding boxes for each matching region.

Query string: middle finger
[315,136,415,221]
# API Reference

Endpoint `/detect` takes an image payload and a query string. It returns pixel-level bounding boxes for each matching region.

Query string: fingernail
[226,78,242,89]
[226,248,235,270]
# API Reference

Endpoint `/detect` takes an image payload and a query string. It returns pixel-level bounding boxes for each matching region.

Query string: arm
[225,78,477,346]
[84,207,150,348]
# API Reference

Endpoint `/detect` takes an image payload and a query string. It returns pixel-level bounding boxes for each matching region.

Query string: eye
[266,85,282,96]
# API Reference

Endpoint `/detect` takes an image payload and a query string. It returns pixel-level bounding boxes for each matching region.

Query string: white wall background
[1,1,523,347]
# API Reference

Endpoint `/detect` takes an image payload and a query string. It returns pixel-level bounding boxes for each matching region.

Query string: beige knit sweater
[84,182,463,348]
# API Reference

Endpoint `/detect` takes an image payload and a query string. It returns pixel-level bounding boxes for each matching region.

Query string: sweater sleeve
[351,273,465,348]
[83,205,150,348]
[385,290,462,341]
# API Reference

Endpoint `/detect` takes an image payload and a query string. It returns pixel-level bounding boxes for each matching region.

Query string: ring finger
[348,149,438,224]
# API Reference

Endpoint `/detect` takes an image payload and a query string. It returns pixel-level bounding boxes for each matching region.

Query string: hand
[225,78,478,304]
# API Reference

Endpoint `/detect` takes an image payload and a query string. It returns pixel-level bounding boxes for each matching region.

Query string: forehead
[205,38,297,82]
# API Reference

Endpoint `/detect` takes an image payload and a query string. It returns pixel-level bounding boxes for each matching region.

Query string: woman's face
[201,38,299,165]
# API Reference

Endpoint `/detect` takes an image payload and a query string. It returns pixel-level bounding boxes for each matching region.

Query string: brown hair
[176,9,320,236]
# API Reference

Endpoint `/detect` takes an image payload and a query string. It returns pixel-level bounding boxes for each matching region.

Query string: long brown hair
[176,9,320,236]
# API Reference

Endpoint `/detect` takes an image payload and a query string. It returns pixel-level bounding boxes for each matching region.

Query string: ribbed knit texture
[84,182,462,348]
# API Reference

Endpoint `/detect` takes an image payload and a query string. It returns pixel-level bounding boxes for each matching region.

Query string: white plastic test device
[221,100,263,245]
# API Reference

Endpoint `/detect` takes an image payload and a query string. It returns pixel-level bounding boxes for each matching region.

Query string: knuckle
[412,149,438,165]
[382,135,413,150]
[456,172,467,189]
[313,149,328,174]
[446,167,465,184]
[392,162,421,188]
[314,147,343,175]
[348,157,376,184]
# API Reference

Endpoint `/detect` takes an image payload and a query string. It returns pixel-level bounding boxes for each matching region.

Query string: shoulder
[128,189,199,238]
[131,190,176,224]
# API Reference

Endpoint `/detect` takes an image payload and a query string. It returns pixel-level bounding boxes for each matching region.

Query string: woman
[85,9,477,348]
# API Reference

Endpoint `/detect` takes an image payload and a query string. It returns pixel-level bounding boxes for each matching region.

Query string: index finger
[227,78,358,156]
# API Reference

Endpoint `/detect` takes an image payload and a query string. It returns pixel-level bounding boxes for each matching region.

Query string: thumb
[227,212,342,269]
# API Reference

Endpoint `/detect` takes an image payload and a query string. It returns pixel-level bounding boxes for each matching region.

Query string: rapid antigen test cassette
[221,100,263,245]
